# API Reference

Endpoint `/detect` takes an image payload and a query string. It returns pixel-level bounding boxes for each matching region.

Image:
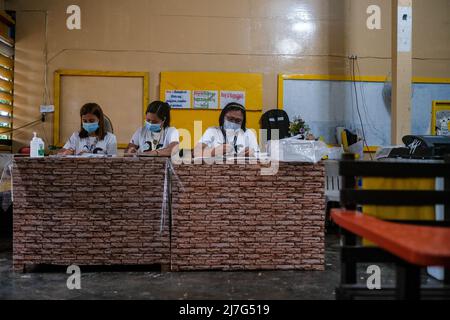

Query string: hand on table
[212,144,233,157]
[58,149,75,156]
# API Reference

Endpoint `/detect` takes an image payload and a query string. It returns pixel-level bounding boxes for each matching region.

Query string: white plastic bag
[268,138,328,163]
[347,140,364,159]
[327,146,344,160]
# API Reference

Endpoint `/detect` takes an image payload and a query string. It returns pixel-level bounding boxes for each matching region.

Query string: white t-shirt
[130,126,179,152]
[63,132,118,155]
[199,127,260,154]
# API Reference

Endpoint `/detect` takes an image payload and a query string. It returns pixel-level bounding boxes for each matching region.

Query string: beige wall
[7,0,450,151]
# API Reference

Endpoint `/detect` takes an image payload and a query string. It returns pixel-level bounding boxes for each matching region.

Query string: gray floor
[0,235,442,300]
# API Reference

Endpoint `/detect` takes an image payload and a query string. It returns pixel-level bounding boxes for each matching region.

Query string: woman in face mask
[194,102,259,157]
[125,101,179,156]
[58,103,117,156]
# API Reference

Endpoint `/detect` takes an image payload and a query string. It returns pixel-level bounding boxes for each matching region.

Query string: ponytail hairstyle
[147,101,171,128]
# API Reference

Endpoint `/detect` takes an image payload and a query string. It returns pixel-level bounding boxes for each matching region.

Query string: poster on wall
[193,90,219,109]
[431,102,450,136]
[165,90,191,109]
[435,110,450,136]
[220,91,246,109]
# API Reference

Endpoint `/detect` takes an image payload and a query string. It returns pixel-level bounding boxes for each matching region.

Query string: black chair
[104,115,114,133]
[260,109,290,141]
[333,153,450,300]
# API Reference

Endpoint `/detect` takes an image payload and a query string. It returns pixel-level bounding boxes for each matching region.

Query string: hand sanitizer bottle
[30,132,45,158]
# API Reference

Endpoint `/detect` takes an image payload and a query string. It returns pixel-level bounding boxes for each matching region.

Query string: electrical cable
[351,58,373,160]
[356,60,386,142]
[0,119,42,135]
[40,120,50,147]
[46,47,450,65]
[43,10,51,105]
[18,10,51,105]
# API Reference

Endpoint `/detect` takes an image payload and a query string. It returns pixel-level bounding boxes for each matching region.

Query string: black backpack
[260,109,291,140]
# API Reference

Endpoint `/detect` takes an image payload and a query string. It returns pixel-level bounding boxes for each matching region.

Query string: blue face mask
[146,121,162,133]
[83,122,99,134]
[223,120,241,132]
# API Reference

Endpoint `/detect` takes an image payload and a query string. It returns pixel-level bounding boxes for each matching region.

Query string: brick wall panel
[13,158,325,272]
[12,157,170,271]
[171,161,325,271]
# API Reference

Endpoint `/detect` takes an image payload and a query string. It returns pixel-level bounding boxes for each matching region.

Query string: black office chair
[260,109,290,141]
[104,115,114,133]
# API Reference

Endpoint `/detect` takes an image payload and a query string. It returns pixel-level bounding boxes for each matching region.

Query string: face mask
[223,120,241,132]
[146,121,162,133]
[83,122,99,134]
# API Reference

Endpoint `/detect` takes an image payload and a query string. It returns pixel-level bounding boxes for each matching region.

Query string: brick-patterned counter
[12,157,325,272]
[171,161,325,271]
[12,157,170,272]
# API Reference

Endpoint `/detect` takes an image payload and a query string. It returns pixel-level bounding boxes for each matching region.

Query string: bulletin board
[54,70,149,149]
[278,74,450,149]
[431,100,450,136]
[160,72,263,149]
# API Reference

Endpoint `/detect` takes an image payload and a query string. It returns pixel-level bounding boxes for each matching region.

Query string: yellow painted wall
[7,0,450,152]
[160,72,263,148]
[165,109,262,150]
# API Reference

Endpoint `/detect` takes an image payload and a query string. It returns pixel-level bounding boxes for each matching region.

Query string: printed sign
[166,90,191,109]
[193,90,218,109]
[220,91,246,109]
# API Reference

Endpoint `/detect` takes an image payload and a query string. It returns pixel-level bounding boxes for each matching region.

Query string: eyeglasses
[225,116,243,124]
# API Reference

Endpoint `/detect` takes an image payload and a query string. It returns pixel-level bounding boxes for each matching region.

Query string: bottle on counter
[30,132,45,158]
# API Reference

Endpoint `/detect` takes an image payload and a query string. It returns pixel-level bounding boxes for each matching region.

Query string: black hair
[147,101,171,128]
[79,103,107,140]
[219,102,247,132]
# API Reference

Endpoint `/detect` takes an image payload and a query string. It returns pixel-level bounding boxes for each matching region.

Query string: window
[0,11,14,152]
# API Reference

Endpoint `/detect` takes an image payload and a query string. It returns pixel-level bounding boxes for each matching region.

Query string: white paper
[60,154,114,158]
[193,90,219,109]
[165,90,191,109]
[397,6,412,53]
[220,91,246,109]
